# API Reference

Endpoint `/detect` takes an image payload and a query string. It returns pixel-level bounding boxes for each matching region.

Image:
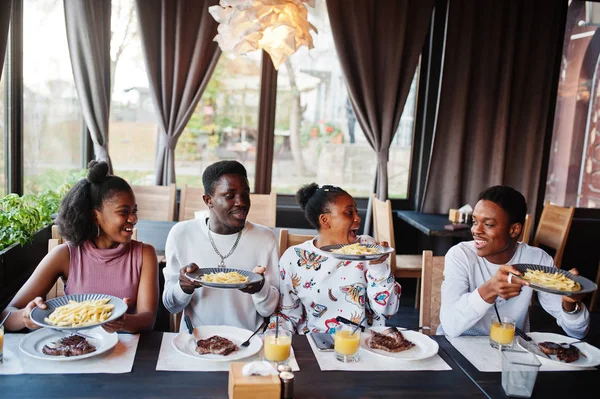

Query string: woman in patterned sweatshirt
[274,183,401,334]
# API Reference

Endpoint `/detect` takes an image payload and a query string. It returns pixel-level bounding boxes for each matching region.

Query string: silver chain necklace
[207,221,243,268]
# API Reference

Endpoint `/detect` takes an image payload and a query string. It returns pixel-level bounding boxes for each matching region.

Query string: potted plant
[0,183,72,309]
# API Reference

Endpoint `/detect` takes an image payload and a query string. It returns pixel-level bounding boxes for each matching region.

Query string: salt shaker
[277,364,292,373]
[279,371,294,399]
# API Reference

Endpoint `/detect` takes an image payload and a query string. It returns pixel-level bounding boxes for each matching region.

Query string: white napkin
[155,333,300,372]
[306,334,451,371]
[447,336,596,372]
[457,204,473,223]
[0,333,139,375]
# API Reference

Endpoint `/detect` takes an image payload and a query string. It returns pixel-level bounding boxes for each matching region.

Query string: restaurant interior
[2,0,600,398]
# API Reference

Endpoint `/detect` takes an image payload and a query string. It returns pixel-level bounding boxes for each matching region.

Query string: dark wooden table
[396,211,472,255]
[437,335,600,398]
[3,334,488,399]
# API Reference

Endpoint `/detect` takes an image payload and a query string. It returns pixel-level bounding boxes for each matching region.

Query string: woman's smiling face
[319,193,361,244]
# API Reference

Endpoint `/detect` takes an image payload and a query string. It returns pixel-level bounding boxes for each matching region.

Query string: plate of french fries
[185,267,263,289]
[510,264,598,296]
[30,293,128,330]
[320,243,394,261]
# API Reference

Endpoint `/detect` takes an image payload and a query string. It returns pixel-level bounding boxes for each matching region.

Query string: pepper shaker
[279,371,294,399]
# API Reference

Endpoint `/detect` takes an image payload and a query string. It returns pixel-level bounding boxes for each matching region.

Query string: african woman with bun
[274,183,401,334]
[0,161,158,333]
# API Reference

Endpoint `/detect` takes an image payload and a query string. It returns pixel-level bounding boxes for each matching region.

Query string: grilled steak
[42,335,96,357]
[556,346,581,363]
[196,335,238,356]
[369,328,415,353]
[538,341,562,355]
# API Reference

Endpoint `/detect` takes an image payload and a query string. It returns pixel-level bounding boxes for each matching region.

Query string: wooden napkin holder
[228,362,281,399]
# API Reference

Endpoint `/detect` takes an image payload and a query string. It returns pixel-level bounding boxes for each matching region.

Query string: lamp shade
[209,0,317,69]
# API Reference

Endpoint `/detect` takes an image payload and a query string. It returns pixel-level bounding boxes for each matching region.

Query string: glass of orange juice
[489,316,516,349]
[264,329,292,365]
[0,324,4,363]
[334,324,361,363]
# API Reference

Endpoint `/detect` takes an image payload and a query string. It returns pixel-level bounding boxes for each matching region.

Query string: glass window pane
[271,2,416,198]
[0,52,6,196]
[176,52,261,189]
[109,0,157,185]
[546,1,600,208]
[23,0,83,194]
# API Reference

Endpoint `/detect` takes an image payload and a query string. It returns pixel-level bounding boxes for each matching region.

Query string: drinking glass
[489,316,516,349]
[334,324,361,363]
[263,329,292,365]
[502,350,541,398]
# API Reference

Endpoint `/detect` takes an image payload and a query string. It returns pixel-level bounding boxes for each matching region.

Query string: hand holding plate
[239,266,265,294]
[180,263,203,294]
[368,241,390,265]
[23,296,46,330]
[101,297,131,333]
[561,268,586,307]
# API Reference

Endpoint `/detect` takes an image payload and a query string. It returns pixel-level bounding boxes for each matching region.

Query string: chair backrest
[178,185,208,221]
[132,184,177,221]
[518,214,533,244]
[532,202,574,268]
[371,194,397,273]
[278,228,314,256]
[248,192,277,227]
[419,250,445,336]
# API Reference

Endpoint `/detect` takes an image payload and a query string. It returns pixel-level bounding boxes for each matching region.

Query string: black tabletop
[3,334,488,399]
[396,211,473,238]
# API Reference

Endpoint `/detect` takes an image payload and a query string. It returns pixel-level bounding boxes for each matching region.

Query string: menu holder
[228,362,280,399]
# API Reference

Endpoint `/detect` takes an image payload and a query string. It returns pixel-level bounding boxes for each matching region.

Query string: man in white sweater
[439,186,589,339]
[162,161,279,331]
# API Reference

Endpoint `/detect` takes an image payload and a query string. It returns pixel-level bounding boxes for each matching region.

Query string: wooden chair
[419,250,445,336]
[278,228,314,256]
[371,194,422,308]
[518,214,533,244]
[178,185,208,221]
[46,225,138,300]
[132,184,177,221]
[532,202,574,268]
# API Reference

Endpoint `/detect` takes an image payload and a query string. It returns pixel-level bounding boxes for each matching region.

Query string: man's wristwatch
[562,301,582,315]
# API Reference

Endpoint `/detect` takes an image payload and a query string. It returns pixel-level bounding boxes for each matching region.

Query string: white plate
[360,326,439,361]
[320,244,395,261]
[29,293,128,331]
[172,325,263,362]
[517,332,600,368]
[19,326,118,361]
[185,268,263,289]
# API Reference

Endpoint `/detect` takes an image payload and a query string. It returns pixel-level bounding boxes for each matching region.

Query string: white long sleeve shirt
[162,215,280,332]
[275,235,401,334]
[439,241,589,339]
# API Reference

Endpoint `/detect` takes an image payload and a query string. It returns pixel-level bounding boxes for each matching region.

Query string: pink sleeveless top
[66,240,143,312]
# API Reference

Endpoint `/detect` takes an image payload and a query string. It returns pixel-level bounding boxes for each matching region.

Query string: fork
[241,321,266,347]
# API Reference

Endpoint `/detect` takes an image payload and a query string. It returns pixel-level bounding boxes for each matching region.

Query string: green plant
[0,180,77,251]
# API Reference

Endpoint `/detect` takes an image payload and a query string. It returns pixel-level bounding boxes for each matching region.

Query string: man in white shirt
[162,161,280,331]
[439,185,589,338]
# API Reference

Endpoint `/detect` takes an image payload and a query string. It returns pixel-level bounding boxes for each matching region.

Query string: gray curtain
[421,0,567,214]
[327,0,434,232]
[64,0,113,171]
[136,0,221,185]
[0,0,11,77]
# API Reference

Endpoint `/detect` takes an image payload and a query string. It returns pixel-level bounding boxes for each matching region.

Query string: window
[271,1,417,198]
[175,52,261,189]
[22,0,82,194]
[109,0,158,186]
[0,52,6,196]
[546,1,600,208]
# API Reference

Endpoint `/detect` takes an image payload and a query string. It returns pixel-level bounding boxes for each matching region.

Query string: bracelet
[562,302,581,315]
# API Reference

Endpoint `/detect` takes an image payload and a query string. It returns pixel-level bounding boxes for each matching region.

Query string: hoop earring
[97,225,100,237]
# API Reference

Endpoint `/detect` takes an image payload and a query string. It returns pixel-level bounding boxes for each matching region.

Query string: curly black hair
[296,183,349,229]
[477,185,527,226]
[55,160,133,246]
[202,160,248,195]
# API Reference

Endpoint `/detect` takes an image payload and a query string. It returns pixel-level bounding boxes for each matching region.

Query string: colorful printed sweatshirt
[273,235,402,334]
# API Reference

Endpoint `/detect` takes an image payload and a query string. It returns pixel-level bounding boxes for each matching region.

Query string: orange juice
[490,321,515,345]
[264,335,291,362]
[334,330,360,356]
[0,325,4,363]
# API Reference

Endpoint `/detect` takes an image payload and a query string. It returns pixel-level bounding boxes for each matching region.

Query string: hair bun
[87,160,110,184]
[296,182,319,211]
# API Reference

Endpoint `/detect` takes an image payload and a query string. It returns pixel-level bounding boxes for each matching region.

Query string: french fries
[200,271,249,284]
[44,298,115,327]
[331,243,381,255]
[521,269,581,292]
